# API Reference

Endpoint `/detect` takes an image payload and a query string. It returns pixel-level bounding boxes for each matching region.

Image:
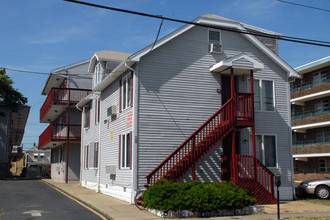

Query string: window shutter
[119,80,122,113]
[130,72,134,107]
[119,134,121,169]
[130,131,133,169]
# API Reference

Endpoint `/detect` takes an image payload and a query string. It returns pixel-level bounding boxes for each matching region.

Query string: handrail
[145,97,235,184]
[235,155,275,196]
[292,108,330,119]
[145,93,255,185]
[39,124,81,148]
[40,88,92,121]
[291,77,330,93]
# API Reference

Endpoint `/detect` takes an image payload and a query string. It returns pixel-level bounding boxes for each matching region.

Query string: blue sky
[0,0,329,149]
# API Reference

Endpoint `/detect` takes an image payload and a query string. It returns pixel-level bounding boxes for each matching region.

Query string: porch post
[250,70,257,181]
[250,70,256,159]
[231,129,236,182]
[231,68,235,99]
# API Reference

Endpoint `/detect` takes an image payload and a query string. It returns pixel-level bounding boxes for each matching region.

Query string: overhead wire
[276,0,330,13]
[63,0,330,48]
[2,67,92,78]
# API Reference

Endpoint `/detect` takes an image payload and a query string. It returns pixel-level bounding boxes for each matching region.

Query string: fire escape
[145,54,277,204]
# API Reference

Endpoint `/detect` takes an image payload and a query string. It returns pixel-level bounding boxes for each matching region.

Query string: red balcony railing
[40,88,91,122]
[39,124,81,149]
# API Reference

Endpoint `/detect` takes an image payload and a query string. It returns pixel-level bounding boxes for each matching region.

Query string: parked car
[298,177,330,199]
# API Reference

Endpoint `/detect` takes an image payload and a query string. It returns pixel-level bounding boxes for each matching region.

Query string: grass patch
[303,199,330,206]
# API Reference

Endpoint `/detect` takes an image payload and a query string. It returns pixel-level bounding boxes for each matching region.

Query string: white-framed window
[83,105,90,129]
[87,142,98,169]
[252,134,277,167]
[120,132,131,169]
[95,98,100,125]
[94,63,102,86]
[84,144,89,169]
[319,158,330,173]
[251,79,275,111]
[208,29,221,45]
[121,73,132,111]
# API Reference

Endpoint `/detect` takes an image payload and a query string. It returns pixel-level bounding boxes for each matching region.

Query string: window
[315,99,329,112]
[319,158,330,173]
[313,70,327,84]
[251,79,275,111]
[95,98,100,125]
[209,30,221,45]
[84,145,89,169]
[83,105,90,129]
[120,132,131,169]
[87,142,98,169]
[94,63,102,86]
[316,128,330,142]
[121,73,133,111]
[253,135,277,167]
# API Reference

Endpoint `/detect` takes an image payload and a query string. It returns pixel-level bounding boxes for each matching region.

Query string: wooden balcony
[40,88,91,123]
[39,124,81,149]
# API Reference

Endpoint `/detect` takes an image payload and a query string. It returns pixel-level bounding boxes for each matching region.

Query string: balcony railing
[293,138,330,146]
[292,108,330,119]
[291,78,330,93]
[39,124,81,149]
[40,88,91,122]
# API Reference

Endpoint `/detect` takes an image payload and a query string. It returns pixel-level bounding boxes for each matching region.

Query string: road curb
[40,180,111,220]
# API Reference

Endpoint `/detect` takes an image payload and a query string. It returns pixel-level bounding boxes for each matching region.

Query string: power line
[276,0,330,13]
[3,67,92,78]
[63,0,330,48]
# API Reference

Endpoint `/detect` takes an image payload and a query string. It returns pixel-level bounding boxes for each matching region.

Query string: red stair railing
[235,155,275,200]
[40,88,92,121]
[146,96,239,185]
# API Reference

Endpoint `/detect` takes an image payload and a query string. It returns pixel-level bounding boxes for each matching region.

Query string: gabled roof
[92,14,299,92]
[210,53,264,74]
[295,56,330,75]
[41,60,90,95]
[88,51,132,73]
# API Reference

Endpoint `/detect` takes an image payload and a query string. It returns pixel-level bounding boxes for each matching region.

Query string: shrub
[142,181,256,213]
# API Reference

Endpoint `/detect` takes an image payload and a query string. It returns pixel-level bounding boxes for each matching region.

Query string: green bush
[142,181,256,212]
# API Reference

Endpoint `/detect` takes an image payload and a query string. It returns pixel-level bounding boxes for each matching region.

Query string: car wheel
[315,186,330,199]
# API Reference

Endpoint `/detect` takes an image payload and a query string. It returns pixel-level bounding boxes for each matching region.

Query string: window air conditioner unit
[107,105,117,117]
[209,43,222,54]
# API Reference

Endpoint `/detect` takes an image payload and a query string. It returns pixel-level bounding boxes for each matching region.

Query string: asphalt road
[0,179,107,220]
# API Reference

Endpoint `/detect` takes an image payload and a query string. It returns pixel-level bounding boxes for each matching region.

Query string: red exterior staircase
[145,93,277,204]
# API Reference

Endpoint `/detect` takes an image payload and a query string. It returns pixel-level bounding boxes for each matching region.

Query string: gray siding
[136,25,292,192]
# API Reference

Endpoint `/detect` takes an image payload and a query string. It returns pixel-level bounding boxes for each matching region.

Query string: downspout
[76,104,83,184]
[96,92,101,192]
[125,62,138,203]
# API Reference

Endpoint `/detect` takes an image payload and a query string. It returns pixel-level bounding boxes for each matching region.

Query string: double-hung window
[84,145,89,169]
[313,70,327,84]
[120,132,131,169]
[87,142,99,169]
[252,79,275,111]
[253,135,277,167]
[94,63,102,86]
[121,73,132,111]
[83,105,90,129]
[209,29,221,45]
[95,98,100,125]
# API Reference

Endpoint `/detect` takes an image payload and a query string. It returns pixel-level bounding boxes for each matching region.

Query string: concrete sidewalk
[42,179,330,220]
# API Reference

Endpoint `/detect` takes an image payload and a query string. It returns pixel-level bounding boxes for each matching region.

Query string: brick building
[291,56,330,181]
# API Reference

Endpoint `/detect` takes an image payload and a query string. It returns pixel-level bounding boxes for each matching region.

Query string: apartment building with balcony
[291,56,330,181]
[39,60,92,182]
